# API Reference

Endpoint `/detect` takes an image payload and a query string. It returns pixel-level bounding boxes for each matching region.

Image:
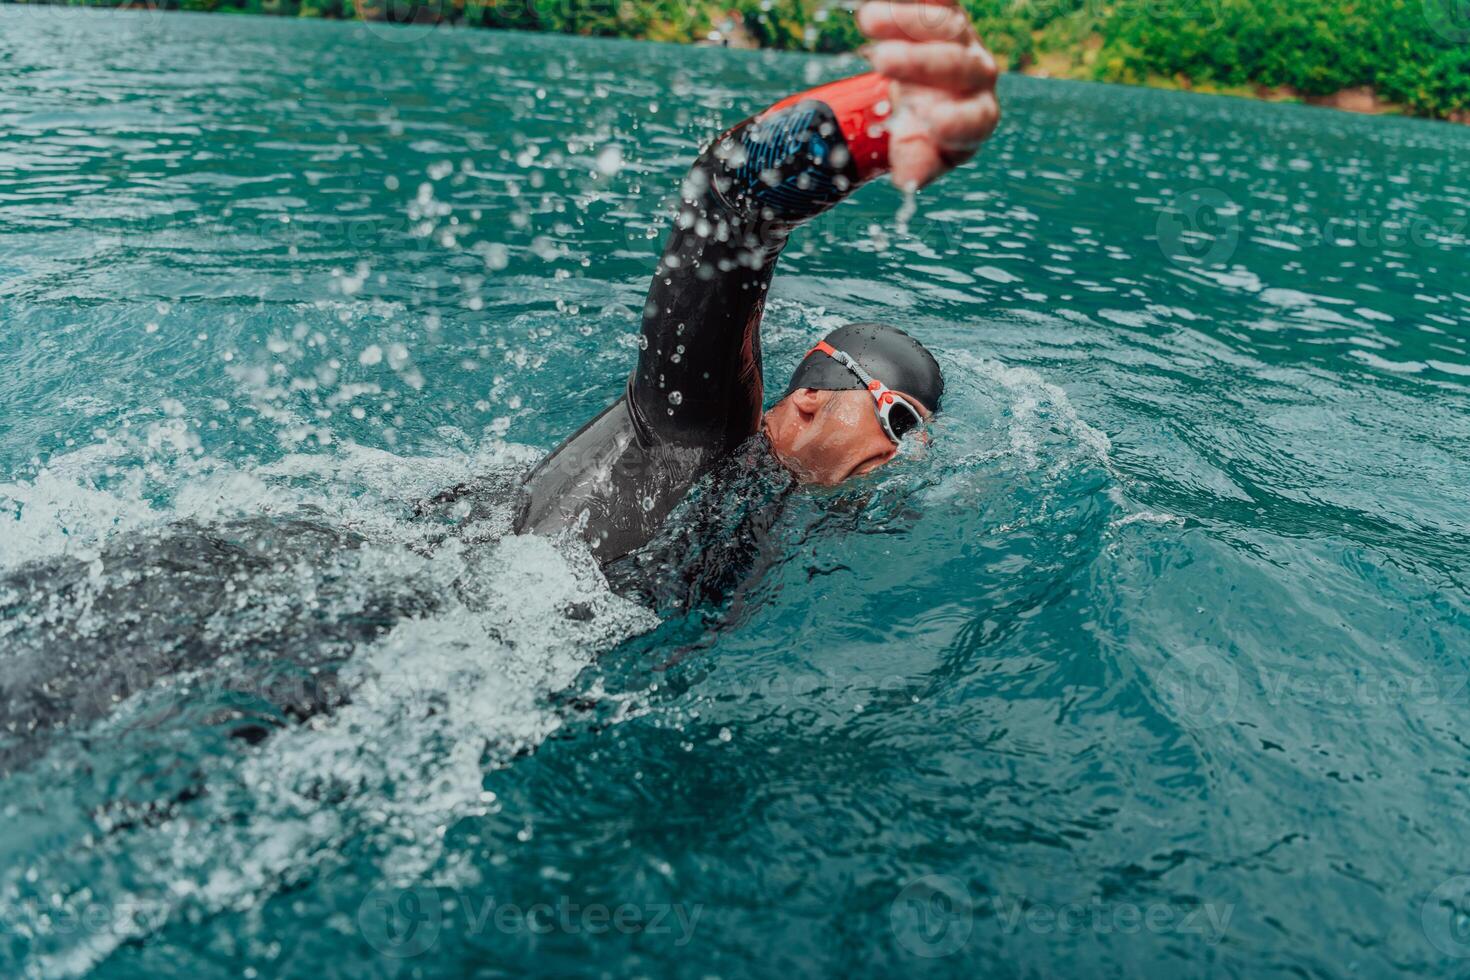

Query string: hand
[856,0,1001,190]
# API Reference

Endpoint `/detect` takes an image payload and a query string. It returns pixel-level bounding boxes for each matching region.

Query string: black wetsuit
[515,73,892,566]
[0,80,898,771]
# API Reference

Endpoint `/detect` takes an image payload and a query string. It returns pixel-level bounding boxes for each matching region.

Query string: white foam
[1110,509,1184,529]
[3,432,657,978]
[947,349,1114,473]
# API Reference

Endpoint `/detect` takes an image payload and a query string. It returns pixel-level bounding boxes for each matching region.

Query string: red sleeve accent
[760,72,891,182]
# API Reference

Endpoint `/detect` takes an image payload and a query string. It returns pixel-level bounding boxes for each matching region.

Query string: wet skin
[762,387,933,486]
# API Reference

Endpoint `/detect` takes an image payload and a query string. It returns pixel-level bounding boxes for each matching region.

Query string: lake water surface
[2,7,1470,978]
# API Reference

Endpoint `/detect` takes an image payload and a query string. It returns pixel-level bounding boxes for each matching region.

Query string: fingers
[855,0,1000,188]
[885,83,1001,187]
[866,39,997,94]
[857,1,973,43]
[886,136,946,191]
[915,85,1001,151]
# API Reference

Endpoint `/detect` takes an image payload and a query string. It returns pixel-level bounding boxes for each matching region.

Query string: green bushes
[728,0,863,53]
[1092,0,1470,116]
[727,0,1470,118]
[6,0,1469,119]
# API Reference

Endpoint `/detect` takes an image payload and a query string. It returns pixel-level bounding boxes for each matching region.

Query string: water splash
[0,432,657,978]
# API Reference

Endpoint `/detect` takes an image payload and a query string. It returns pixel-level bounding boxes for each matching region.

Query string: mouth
[843,450,893,483]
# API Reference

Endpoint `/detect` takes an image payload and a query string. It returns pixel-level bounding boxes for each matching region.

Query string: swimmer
[515,0,1001,565]
[0,2,1000,764]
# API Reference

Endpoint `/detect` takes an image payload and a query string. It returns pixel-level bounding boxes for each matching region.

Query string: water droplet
[668,391,683,405]
[895,186,918,238]
[595,144,623,177]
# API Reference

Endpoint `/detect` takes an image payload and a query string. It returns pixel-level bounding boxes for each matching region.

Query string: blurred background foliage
[8,0,1470,119]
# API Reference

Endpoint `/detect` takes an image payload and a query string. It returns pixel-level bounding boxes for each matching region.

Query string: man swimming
[515,0,1000,565]
[0,1,1000,764]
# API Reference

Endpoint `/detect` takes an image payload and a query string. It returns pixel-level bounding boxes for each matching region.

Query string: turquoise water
[3,7,1470,977]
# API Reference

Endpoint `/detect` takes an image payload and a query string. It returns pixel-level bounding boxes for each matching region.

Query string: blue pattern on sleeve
[735,104,845,220]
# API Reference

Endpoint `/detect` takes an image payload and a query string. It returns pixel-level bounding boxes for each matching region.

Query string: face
[764,387,931,486]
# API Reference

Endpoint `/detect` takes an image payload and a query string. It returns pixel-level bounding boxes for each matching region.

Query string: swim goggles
[806,340,925,444]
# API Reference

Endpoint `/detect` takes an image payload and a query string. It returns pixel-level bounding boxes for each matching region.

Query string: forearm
[760,71,891,184]
[630,73,893,453]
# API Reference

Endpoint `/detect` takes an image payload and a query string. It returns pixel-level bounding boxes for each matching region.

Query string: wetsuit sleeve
[628,72,892,459]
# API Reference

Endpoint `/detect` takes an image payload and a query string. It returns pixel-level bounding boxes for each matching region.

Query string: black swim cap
[783,322,944,412]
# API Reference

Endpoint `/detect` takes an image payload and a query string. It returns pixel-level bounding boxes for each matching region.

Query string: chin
[774,451,839,487]
[798,464,849,487]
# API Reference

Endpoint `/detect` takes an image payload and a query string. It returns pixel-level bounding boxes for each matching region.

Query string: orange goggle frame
[807,340,925,444]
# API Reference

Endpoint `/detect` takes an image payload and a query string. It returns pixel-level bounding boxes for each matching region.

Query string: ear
[786,387,826,421]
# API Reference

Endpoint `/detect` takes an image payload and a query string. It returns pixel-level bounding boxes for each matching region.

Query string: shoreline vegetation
[8,0,1470,123]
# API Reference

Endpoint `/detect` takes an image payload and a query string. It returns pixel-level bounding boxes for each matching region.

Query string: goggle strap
[807,340,877,389]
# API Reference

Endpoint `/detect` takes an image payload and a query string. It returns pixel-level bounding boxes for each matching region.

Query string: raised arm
[628,0,999,464]
[627,72,895,459]
[515,3,997,562]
